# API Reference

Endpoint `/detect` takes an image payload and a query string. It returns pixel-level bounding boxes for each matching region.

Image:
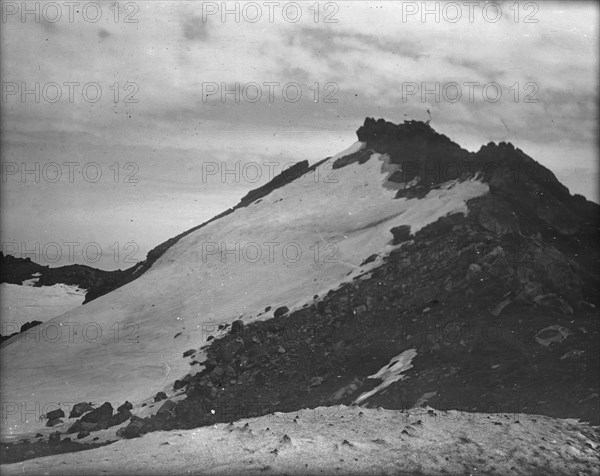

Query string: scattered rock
[157,400,176,416]
[231,319,244,335]
[81,402,113,425]
[390,225,411,244]
[46,409,64,421]
[48,432,60,446]
[274,306,289,318]
[69,402,94,419]
[46,418,63,427]
[116,418,147,439]
[154,392,168,402]
[173,374,192,390]
[117,401,133,413]
[67,402,114,434]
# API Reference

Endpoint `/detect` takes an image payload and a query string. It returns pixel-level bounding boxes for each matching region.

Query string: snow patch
[353,348,417,405]
[0,283,86,332]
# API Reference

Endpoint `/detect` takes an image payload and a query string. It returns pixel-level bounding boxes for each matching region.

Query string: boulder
[116,418,146,439]
[46,408,65,421]
[113,402,133,425]
[117,401,133,413]
[69,402,95,419]
[390,225,411,244]
[230,319,244,335]
[46,418,63,427]
[154,391,168,402]
[81,421,99,431]
[274,306,289,318]
[80,402,113,425]
[48,431,61,446]
[156,399,176,416]
[173,374,192,390]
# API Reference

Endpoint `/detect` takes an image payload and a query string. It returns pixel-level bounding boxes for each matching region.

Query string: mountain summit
[1,119,598,465]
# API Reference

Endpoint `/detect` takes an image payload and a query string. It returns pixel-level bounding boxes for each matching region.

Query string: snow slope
[0,143,489,438]
[0,283,86,333]
[2,405,598,475]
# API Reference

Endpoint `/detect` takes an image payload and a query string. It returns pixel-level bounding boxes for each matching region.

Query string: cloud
[1,1,597,264]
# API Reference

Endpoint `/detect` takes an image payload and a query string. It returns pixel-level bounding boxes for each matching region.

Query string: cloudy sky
[1,1,598,270]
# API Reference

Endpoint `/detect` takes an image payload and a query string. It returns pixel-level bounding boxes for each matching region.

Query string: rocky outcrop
[0,252,120,291]
[66,401,131,435]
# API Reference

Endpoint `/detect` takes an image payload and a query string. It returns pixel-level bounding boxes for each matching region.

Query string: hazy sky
[1,1,598,270]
